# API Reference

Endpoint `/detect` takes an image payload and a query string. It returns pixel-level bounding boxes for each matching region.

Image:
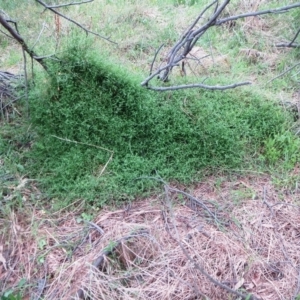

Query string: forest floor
[1,1,300,299]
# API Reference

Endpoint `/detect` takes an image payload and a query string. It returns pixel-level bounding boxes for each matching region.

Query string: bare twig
[178,239,258,299]
[276,27,300,48]
[35,0,116,44]
[266,62,300,85]
[86,221,104,235]
[262,186,296,269]
[50,135,114,176]
[0,28,14,39]
[22,48,29,118]
[0,13,48,70]
[33,264,47,300]
[216,3,300,26]
[75,228,149,299]
[276,42,300,48]
[31,22,47,50]
[166,186,221,226]
[288,27,300,46]
[33,54,60,61]
[46,0,93,9]
[149,44,164,77]
[146,81,251,91]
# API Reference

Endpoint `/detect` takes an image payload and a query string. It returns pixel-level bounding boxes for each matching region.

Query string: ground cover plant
[24,42,297,204]
[1,0,300,299]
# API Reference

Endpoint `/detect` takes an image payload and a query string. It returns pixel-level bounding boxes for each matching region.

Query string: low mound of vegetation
[26,45,298,205]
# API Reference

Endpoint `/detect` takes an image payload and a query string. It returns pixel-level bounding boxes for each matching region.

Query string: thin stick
[262,186,296,269]
[146,81,251,91]
[22,48,29,118]
[276,42,299,48]
[0,14,48,70]
[288,27,300,46]
[149,44,164,77]
[31,22,47,50]
[35,0,116,44]
[86,221,104,235]
[276,26,300,48]
[46,0,93,9]
[216,3,300,26]
[50,135,114,177]
[50,135,113,155]
[0,28,14,39]
[75,228,148,299]
[266,62,300,85]
[167,186,220,225]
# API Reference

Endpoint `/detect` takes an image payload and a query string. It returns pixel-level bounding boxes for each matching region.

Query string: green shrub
[27,44,298,205]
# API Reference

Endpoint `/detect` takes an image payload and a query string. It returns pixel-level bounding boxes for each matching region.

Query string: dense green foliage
[26,45,297,205]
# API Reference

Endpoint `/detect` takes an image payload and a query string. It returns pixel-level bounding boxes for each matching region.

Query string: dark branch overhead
[0,0,117,72]
[142,0,300,91]
[0,13,48,70]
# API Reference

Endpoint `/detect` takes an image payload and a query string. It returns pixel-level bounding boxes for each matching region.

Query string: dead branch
[149,43,164,77]
[145,81,251,91]
[163,185,260,300]
[277,27,300,48]
[262,186,296,269]
[142,1,300,91]
[22,47,29,118]
[75,228,149,299]
[145,0,230,85]
[266,62,300,85]
[0,28,14,39]
[177,237,259,300]
[45,0,93,9]
[35,0,116,44]
[276,42,300,48]
[215,3,300,26]
[167,186,223,226]
[0,13,48,70]
[0,1,116,75]
[288,27,300,45]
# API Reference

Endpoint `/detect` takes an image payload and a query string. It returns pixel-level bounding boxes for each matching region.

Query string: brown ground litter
[1,175,300,299]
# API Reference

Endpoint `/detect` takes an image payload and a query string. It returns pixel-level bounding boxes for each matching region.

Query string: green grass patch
[22,42,298,206]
